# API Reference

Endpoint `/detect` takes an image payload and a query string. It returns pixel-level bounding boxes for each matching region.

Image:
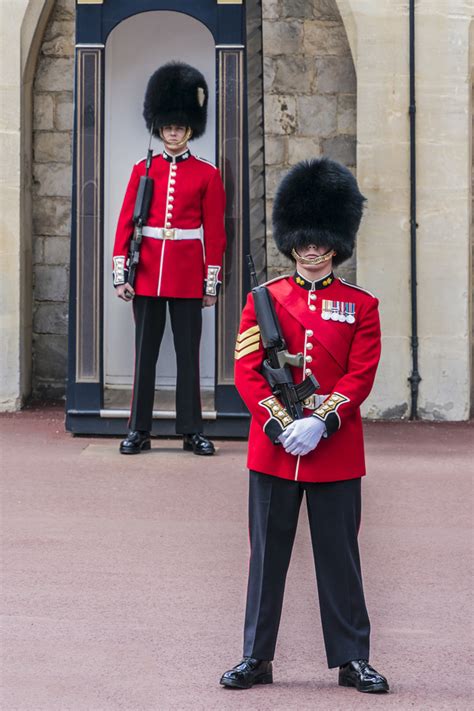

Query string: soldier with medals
[220,159,389,693]
[113,62,226,456]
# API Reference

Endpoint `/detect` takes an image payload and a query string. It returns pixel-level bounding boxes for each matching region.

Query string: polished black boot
[339,660,389,693]
[220,658,273,689]
[119,430,151,455]
[183,433,215,455]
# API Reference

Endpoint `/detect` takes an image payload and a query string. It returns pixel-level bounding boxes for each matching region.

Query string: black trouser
[129,295,203,434]
[244,471,370,668]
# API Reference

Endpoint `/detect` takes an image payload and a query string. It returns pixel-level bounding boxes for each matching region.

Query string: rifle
[247,255,319,420]
[128,131,155,289]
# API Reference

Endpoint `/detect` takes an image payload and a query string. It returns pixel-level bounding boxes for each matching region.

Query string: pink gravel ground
[1,408,473,710]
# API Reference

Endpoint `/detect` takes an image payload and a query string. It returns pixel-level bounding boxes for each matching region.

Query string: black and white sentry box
[66,0,266,436]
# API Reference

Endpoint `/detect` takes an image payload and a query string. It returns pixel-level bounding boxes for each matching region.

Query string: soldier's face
[162,125,187,143]
[295,244,334,278]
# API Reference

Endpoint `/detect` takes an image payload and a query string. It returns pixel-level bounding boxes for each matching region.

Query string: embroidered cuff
[113,256,127,286]
[204,265,221,296]
[312,392,349,438]
[259,395,293,444]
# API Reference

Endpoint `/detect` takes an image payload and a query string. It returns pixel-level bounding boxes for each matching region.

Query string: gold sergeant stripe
[235,332,260,351]
[236,324,260,343]
[234,342,260,360]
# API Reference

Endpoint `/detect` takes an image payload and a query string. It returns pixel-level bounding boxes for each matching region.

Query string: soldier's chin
[292,247,334,266]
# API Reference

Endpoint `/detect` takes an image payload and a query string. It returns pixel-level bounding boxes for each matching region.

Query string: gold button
[166,222,171,228]
[306,355,312,363]
[309,305,316,311]
[169,196,174,201]
[306,343,313,350]
[170,179,176,184]
[307,330,313,337]
[169,187,175,193]
[310,293,317,301]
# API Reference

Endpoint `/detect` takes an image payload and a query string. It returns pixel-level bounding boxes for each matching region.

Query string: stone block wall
[262,0,357,282]
[32,0,74,399]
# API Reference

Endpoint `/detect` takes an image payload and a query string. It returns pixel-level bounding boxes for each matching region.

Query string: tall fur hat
[272,158,366,266]
[143,61,208,139]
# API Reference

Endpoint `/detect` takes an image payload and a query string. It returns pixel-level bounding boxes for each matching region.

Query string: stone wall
[32,0,74,398]
[262,0,357,281]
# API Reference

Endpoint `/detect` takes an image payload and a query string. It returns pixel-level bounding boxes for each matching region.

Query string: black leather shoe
[220,658,273,689]
[119,430,151,454]
[339,660,389,693]
[183,433,215,455]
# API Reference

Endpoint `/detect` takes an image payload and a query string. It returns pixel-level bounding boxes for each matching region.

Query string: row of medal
[321,299,356,323]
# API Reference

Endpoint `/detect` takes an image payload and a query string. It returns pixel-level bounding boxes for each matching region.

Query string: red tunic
[234,274,381,483]
[112,149,226,298]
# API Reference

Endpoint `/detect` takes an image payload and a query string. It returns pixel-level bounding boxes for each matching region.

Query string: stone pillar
[0,0,39,410]
[415,0,472,420]
[0,0,57,410]
[0,1,27,410]
[351,1,412,419]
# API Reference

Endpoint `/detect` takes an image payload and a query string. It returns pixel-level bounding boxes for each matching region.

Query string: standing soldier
[220,159,389,693]
[113,62,226,456]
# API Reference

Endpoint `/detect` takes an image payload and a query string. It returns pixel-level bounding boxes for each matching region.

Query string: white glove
[278,417,326,456]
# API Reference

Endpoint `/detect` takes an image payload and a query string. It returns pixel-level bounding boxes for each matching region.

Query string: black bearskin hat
[272,158,366,266]
[143,61,208,139]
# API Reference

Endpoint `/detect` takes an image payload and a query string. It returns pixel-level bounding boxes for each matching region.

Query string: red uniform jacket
[234,273,381,483]
[112,148,226,298]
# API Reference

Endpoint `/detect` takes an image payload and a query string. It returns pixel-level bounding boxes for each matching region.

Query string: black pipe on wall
[408,0,421,419]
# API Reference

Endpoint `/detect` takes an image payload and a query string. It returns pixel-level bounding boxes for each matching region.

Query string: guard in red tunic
[113,62,226,455]
[220,159,389,693]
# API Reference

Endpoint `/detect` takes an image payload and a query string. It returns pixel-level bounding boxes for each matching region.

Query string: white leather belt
[142,226,202,240]
[302,393,330,410]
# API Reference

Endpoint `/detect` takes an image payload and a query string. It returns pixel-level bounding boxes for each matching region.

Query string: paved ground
[1,408,473,711]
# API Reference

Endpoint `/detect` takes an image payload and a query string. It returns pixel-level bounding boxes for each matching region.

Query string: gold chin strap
[159,126,193,150]
[291,248,336,266]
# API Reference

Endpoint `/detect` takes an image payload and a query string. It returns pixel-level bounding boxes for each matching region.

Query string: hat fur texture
[143,61,208,139]
[272,158,366,266]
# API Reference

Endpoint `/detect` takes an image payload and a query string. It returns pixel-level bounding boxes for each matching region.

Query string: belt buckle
[163,228,176,239]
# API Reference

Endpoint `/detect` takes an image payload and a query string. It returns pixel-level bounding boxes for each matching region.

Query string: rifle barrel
[246,254,259,289]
